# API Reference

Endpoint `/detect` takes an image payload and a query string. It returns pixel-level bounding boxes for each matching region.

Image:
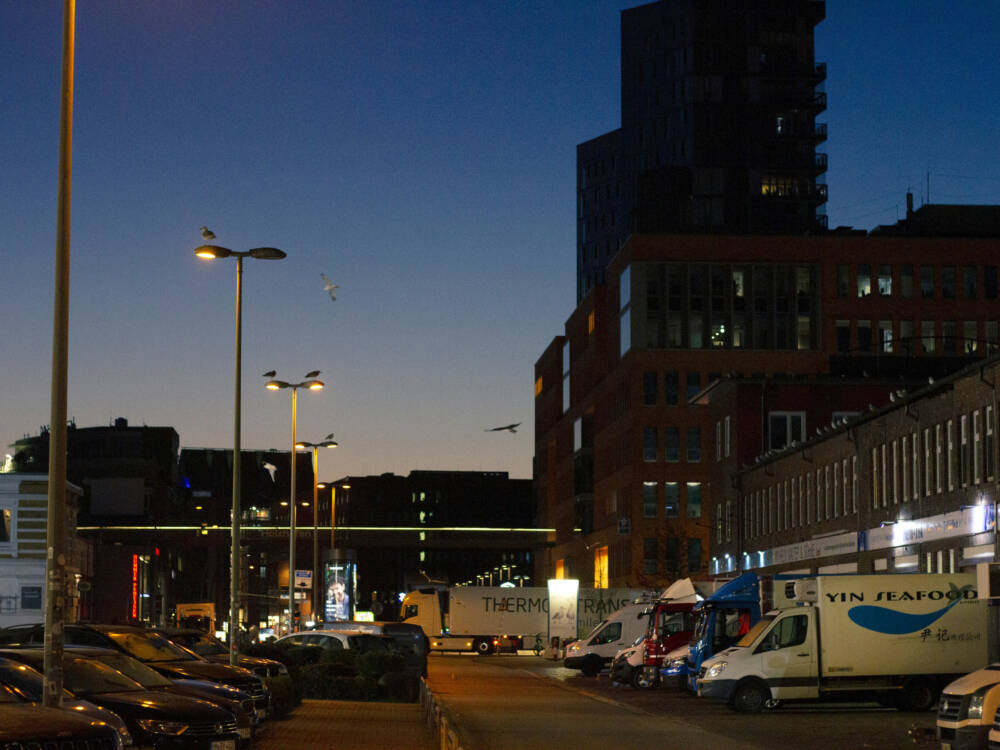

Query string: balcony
[813,122,827,143]
[813,153,828,173]
[812,62,827,85]
[809,91,827,113]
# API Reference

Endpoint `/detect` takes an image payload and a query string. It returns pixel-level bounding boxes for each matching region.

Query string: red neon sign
[131,554,139,619]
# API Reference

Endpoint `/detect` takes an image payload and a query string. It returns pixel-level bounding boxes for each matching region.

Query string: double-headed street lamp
[267,373,324,633]
[195,243,286,665]
[296,436,338,623]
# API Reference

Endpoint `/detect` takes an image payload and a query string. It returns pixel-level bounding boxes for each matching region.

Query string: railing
[814,153,828,171]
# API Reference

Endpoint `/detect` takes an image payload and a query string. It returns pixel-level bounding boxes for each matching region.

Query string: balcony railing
[813,122,827,142]
[814,153,828,172]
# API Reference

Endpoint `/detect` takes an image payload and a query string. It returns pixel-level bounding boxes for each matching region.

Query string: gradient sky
[3,1,998,482]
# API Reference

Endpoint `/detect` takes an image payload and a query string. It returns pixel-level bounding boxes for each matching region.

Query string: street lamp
[296,436,338,623]
[195,243,286,665]
[267,373,324,633]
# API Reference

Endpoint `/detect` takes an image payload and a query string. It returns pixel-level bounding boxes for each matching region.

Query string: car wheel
[580,655,602,677]
[632,667,658,690]
[897,678,936,712]
[730,679,769,714]
[474,639,494,655]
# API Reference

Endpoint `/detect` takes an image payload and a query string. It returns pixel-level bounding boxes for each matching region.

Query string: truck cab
[635,601,694,689]
[938,665,1000,750]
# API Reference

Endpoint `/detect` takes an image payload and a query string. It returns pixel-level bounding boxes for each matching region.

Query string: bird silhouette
[485,423,520,433]
[324,433,335,441]
[305,370,321,378]
[200,227,215,240]
[321,273,338,300]
[262,370,276,378]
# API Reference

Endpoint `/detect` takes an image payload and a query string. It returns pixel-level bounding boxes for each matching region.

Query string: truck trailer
[401,586,644,654]
[696,573,987,713]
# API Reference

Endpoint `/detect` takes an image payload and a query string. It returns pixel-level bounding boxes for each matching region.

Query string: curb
[420,676,472,750]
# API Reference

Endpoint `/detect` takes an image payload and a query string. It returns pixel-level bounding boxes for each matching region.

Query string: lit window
[534,376,543,397]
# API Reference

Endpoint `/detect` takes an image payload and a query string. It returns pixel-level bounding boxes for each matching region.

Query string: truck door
[755,611,816,700]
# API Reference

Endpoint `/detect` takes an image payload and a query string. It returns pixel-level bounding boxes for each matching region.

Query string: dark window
[857,321,873,351]
[643,482,658,518]
[986,266,998,299]
[665,483,679,517]
[643,427,658,462]
[686,372,701,401]
[836,265,849,298]
[942,267,956,299]
[643,538,658,575]
[643,371,657,406]
[900,264,913,298]
[687,538,701,572]
[963,266,977,299]
[665,428,679,462]
[763,614,808,650]
[835,320,850,353]
[687,427,701,462]
[664,538,680,571]
[664,372,679,405]
[920,266,934,298]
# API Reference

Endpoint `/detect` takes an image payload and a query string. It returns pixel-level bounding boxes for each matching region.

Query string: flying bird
[200,226,215,240]
[262,370,276,377]
[485,423,520,433]
[324,433,335,441]
[305,370,321,378]
[262,462,277,481]
[321,273,338,300]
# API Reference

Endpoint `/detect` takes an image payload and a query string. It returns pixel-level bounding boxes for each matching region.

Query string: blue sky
[2,1,998,481]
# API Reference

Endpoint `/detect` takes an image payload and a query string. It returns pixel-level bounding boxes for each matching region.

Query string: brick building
[534,230,1000,590]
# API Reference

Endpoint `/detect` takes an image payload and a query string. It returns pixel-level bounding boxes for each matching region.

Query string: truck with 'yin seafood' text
[696,573,986,713]
[401,586,644,654]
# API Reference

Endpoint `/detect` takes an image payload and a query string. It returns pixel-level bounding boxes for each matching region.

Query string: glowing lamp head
[194,245,232,259]
[306,380,324,391]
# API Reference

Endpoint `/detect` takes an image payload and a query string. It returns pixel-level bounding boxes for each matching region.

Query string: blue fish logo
[847,583,974,635]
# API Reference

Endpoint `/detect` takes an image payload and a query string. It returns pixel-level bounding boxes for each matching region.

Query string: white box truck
[401,586,643,654]
[696,573,986,713]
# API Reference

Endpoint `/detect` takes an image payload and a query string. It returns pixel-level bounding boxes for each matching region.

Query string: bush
[264,674,300,718]
[355,651,404,681]
[299,664,377,700]
[381,671,420,702]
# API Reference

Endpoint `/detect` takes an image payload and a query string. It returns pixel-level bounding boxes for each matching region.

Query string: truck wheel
[581,655,602,677]
[730,679,769,714]
[897,678,936,712]
[632,667,658,690]
[474,639,494,655]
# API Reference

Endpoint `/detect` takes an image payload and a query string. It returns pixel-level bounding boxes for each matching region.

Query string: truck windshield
[736,614,775,648]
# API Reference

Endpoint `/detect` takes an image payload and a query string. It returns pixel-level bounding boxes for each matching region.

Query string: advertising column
[548,578,579,650]
[324,560,355,622]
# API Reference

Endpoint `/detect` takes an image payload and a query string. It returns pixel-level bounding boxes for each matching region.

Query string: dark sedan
[0,648,240,750]
[157,629,287,679]
[0,624,271,718]
[0,702,121,750]
[65,646,257,745]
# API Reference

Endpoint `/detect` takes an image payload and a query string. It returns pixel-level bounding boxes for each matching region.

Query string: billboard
[324,560,355,622]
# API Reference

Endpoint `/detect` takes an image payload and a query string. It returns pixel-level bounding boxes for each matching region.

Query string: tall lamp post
[195,244,286,665]
[296,436,338,623]
[267,374,324,634]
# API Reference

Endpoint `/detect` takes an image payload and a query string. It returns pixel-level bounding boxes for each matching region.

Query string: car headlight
[967,688,991,720]
[705,661,727,679]
[568,643,580,654]
[136,718,189,735]
[668,657,687,669]
[116,724,134,747]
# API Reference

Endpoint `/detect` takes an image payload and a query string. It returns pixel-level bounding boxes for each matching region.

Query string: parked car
[0,655,133,747]
[156,628,288,678]
[274,630,394,656]
[0,702,123,750]
[0,623,272,719]
[65,646,257,746]
[0,648,240,750]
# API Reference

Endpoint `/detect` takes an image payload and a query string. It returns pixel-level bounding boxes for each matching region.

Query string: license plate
[239,727,252,739]
[211,741,237,750]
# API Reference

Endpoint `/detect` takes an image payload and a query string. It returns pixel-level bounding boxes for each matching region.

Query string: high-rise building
[577,0,827,301]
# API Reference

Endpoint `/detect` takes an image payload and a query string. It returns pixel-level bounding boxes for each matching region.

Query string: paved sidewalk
[254,699,437,750]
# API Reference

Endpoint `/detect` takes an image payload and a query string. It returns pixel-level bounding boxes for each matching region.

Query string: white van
[564,601,650,676]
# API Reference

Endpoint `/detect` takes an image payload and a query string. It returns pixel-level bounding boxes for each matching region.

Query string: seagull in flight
[305,370,321,378]
[324,432,335,441]
[262,462,277,481]
[485,423,520,433]
[200,226,216,240]
[321,273,338,301]
[262,370,276,378]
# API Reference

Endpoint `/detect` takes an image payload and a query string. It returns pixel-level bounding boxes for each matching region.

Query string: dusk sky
[3,2,998,482]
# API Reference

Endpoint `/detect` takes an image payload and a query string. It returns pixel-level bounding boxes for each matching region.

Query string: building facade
[535,231,1000,590]
[707,354,1000,579]
[577,0,827,300]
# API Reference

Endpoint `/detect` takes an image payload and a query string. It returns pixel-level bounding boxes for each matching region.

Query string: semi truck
[696,573,987,713]
[401,586,644,654]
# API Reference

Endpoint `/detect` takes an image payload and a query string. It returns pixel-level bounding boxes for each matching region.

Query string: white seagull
[485,423,520,434]
[262,462,277,481]
[321,273,338,301]
[200,226,216,240]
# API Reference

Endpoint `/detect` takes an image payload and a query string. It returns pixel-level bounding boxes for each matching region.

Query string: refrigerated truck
[401,586,645,654]
[696,573,987,713]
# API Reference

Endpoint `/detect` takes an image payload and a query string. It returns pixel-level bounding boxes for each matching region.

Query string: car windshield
[64,657,145,694]
[104,631,197,663]
[91,652,174,687]
[170,632,226,657]
[347,634,389,653]
[736,614,775,649]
